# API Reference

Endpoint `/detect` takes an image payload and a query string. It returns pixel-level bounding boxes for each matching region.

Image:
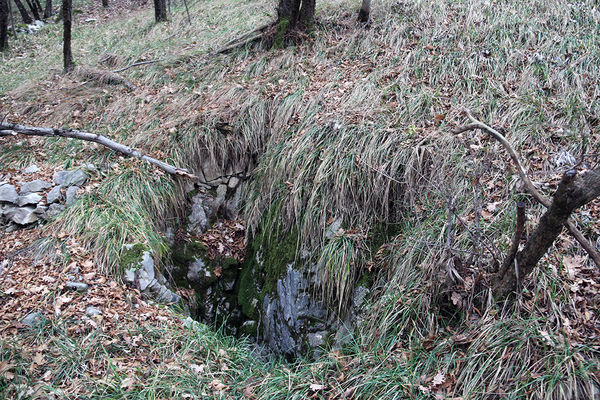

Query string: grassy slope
[1,0,599,398]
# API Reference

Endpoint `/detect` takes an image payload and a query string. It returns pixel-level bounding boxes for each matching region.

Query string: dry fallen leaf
[432,372,446,387]
[309,383,325,391]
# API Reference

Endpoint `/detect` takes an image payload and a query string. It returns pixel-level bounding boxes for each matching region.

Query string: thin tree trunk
[102,0,108,8]
[8,0,16,38]
[0,0,8,51]
[493,168,600,299]
[25,0,40,20]
[153,0,167,22]
[358,0,371,23]
[33,0,43,15]
[13,0,33,24]
[43,0,52,18]
[62,0,73,72]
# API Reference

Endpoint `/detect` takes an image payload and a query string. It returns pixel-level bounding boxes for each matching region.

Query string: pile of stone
[0,166,88,231]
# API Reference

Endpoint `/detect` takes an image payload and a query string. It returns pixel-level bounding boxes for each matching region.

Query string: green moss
[273,17,290,49]
[172,240,207,265]
[237,226,299,322]
[120,243,148,271]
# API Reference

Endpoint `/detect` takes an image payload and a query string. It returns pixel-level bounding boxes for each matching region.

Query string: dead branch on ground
[0,122,196,179]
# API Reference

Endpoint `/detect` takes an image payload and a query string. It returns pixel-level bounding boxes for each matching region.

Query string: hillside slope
[1,0,599,398]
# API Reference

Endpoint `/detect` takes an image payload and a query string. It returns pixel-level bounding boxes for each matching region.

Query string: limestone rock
[43,203,65,220]
[46,186,63,204]
[66,282,89,291]
[22,311,44,328]
[19,179,52,194]
[18,193,42,206]
[23,165,40,174]
[0,184,18,204]
[11,207,38,225]
[65,186,79,206]
[34,204,48,214]
[53,170,88,187]
[188,193,210,235]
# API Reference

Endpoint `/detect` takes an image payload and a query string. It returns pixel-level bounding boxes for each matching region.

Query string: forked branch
[453,109,600,268]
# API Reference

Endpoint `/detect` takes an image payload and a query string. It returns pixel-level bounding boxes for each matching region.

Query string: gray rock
[201,160,221,182]
[43,203,65,220]
[23,165,40,174]
[137,251,155,291]
[123,268,136,285]
[46,186,62,204]
[1,204,16,216]
[65,281,89,291]
[19,179,52,194]
[18,193,42,206]
[228,176,240,189]
[86,307,102,317]
[188,193,210,235]
[65,186,79,206]
[0,184,19,204]
[22,311,44,328]
[224,184,243,219]
[215,184,227,210]
[308,331,327,347]
[53,170,88,187]
[34,204,48,214]
[261,266,328,356]
[11,207,38,225]
[187,258,208,282]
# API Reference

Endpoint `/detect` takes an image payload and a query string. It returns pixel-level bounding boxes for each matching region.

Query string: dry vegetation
[1,0,599,398]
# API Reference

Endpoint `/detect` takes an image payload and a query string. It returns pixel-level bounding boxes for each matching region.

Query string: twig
[215,23,273,54]
[182,0,191,24]
[0,122,196,179]
[497,201,526,280]
[111,59,162,74]
[453,108,600,267]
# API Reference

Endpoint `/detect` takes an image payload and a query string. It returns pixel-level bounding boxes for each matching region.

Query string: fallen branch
[453,109,600,268]
[215,23,273,54]
[0,122,197,179]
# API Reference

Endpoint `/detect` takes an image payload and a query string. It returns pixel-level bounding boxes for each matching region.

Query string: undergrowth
[1,0,599,397]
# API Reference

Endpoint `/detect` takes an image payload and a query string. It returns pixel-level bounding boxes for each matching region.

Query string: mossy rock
[237,226,299,321]
[172,240,208,265]
[120,243,149,272]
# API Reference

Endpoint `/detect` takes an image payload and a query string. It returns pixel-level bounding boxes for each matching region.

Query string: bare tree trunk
[13,0,33,24]
[274,0,314,46]
[62,0,73,72]
[358,0,371,23]
[33,0,43,15]
[298,0,315,29]
[0,0,8,51]
[102,0,108,8]
[43,0,52,18]
[25,0,41,20]
[8,0,16,38]
[494,168,600,298]
[153,0,167,22]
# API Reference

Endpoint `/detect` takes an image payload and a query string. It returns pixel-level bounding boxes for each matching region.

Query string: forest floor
[1,0,600,398]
